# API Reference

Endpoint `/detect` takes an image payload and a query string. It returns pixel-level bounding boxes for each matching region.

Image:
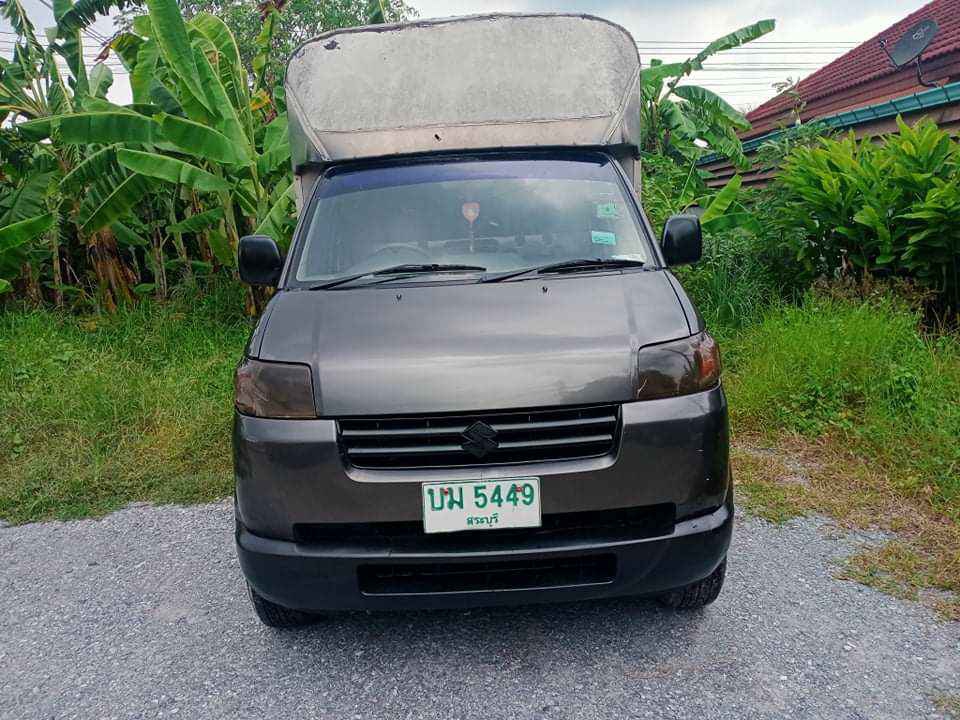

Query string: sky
[1,0,934,110]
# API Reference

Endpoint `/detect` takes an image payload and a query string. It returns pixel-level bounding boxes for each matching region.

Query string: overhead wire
[2,26,857,104]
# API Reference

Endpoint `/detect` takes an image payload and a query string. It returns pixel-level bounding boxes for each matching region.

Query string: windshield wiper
[307,263,487,291]
[481,257,645,283]
[371,263,486,275]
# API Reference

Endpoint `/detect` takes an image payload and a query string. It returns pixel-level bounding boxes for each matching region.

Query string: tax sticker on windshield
[596,202,621,219]
[591,230,617,246]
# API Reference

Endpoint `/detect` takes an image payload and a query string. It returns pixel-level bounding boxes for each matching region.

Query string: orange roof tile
[747,0,960,126]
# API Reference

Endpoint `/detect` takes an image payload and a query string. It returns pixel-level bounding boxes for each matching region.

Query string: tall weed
[726,294,960,513]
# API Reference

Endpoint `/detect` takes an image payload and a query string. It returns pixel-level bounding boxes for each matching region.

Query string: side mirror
[238,235,283,287]
[661,214,702,266]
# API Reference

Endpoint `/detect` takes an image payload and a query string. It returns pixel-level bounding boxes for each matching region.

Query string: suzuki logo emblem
[461,421,499,459]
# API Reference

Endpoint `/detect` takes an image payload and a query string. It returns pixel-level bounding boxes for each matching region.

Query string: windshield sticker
[595,202,621,219]
[591,230,617,246]
[461,202,480,225]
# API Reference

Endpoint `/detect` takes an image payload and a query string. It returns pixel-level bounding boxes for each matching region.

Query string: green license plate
[421,478,541,534]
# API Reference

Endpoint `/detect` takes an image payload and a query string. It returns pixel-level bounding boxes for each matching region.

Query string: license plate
[421,478,541,534]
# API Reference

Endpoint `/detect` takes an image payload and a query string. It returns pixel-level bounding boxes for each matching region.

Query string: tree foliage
[639,19,775,169]
[0,0,399,310]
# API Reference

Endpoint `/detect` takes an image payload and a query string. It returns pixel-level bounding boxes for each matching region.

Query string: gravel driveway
[1,501,958,720]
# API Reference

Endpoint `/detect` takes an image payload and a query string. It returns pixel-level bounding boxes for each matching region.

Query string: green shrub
[726,293,960,513]
[774,117,960,314]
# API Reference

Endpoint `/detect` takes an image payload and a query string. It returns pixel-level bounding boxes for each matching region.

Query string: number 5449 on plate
[421,478,541,534]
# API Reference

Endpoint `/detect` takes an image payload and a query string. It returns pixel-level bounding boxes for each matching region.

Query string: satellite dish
[879,19,941,88]
[887,19,939,67]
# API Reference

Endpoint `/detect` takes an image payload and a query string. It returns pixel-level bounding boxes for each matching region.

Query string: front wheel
[658,559,726,610]
[247,583,320,628]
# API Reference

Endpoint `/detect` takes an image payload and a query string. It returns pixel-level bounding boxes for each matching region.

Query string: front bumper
[234,388,731,610]
[237,491,732,611]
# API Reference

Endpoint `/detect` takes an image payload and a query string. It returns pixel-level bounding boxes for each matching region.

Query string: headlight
[235,358,316,418]
[636,332,721,400]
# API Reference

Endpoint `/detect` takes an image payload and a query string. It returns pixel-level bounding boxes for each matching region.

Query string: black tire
[247,583,320,628]
[658,559,726,610]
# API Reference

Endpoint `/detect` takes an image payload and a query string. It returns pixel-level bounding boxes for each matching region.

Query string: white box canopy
[284,14,642,173]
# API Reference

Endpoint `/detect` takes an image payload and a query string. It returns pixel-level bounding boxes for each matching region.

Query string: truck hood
[255,271,691,416]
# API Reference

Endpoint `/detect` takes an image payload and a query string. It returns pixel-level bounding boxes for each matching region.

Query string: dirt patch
[733,434,960,620]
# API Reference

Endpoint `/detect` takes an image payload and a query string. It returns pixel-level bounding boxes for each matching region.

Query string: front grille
[337,404,620,469]
[358,555,617,595]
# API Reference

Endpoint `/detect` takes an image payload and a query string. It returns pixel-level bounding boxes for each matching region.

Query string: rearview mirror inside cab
[661,214,702,266]
[239,235,283,287]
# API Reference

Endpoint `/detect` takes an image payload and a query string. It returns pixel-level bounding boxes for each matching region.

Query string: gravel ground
[1,501,958,720]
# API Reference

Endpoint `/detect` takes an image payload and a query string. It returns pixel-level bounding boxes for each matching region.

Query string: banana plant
[0,0,131,306]
[639,19,775,169]
[30,0,297,269]
[79,0,292,265]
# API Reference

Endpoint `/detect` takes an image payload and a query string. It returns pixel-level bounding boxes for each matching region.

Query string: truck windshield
[290,156,652,286]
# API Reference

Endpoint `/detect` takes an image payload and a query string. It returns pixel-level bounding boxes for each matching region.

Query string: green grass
[721,294,960,519]
[2,279,958,535]
[0,283,250,523]
[715,292,960,616]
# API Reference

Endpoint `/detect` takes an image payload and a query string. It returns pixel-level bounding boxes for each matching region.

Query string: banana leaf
[44,51,74,116]
[189,14,242,73]
[700,175,742,224]
[158,114,245,165]
[79,173,154,232]
[639,61,688,93]
[56,0,140,35]
[701,211,761,235]
[191,45,251,162]
[110,221,149,247]
[53,111,161,145]
[109,31,143,68]
[149,79,184,116]
[692,20,775,68]
[117,148,230,193]
[190,14,252,138]
[145,0,213,115]
[89,63,114,98]
[1,0,41,49]
[255,182,296,246]
[258,113,290,175]
[0,171,54,225]
[673,85,750,131]
[51,0,88,98]
[130,40,160,104]
[0,213,55,253]
[168,207,224,234]
[206,228,235,267]
[62,144,121,191]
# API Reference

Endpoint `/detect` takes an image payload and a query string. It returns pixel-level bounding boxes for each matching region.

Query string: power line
[1,26,864,46]
[679,82,800,88]
[640,50,855,56]
[696,67,821,72]
[635,40,860,46]
[636,43,857,49]
[25,0,112,46]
